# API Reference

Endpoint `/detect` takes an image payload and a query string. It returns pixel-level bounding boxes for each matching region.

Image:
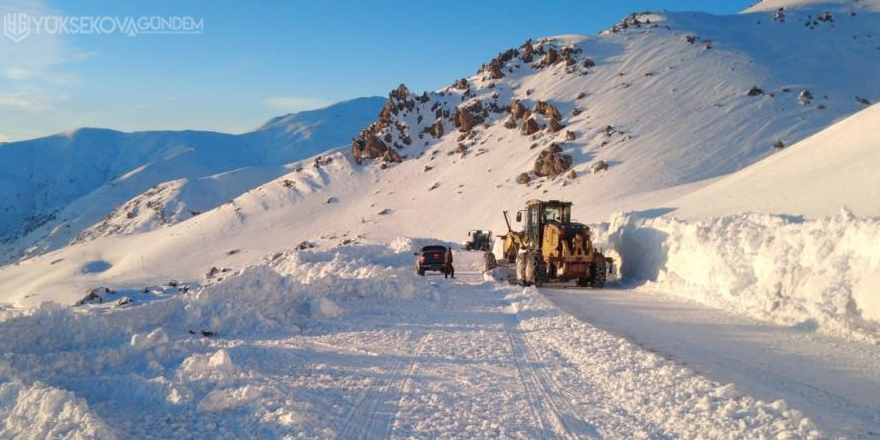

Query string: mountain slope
[745,0,880,12]
[671,103,880,219]
[0,97,384,262]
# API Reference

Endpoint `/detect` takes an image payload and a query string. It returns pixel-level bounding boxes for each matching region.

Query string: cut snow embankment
[606,209,880,343]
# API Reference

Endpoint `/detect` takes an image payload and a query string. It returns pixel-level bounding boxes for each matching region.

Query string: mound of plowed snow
[607,209,880,343]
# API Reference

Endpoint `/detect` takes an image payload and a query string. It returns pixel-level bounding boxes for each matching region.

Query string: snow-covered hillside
[671,103,880,219]
[0,97,384,263]
[1,1,878,310]
[746,0,880,12]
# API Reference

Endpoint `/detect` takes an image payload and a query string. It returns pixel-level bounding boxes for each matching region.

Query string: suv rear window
[421,246,447,253]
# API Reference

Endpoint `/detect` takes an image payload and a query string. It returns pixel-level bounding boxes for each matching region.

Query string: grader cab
[503,200,610,288]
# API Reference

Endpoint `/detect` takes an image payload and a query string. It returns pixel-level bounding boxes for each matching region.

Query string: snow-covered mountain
[0,0,877,309]
[0,97,385,263]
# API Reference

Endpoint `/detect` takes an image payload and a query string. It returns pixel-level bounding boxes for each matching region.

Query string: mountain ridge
[0,97,386,262]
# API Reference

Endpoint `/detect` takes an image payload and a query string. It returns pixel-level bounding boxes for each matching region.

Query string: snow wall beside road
[605,209,880,343]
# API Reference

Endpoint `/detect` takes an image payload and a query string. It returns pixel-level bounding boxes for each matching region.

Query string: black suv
[415,245,447,276]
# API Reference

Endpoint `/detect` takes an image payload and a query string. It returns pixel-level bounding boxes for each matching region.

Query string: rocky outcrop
[431,120,444,138]
[798,89,814,105]
[548,119,565,133]
[746,86,764,96]
[534,143,573,177]
[774,9,786,22]
[521,39,535,63]
[352,84,420,165]
[521,117,543,135]
[347,37,593,167]
[511,99,528,120]
[533,45,579,69]
[481,48,518,79]
[608,12,652,33]
[351,134,401,164]
[454,108,484,133]
[541,48,559,66]
[534,100,562,121]
[591,160,610,174]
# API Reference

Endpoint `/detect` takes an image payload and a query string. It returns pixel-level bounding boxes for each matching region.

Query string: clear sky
[0,0,754,142]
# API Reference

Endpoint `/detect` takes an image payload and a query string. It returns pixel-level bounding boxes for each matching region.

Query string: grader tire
[515,252,528,285]
[482,252,497,273]
[533,255,547,287]
[523,253,535,286]
[590,259,607,289]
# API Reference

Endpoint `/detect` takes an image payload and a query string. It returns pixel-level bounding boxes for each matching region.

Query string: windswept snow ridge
[607,209,880,343]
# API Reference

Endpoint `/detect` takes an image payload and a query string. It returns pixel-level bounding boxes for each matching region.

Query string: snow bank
[0,242,436,356]
[606,209,880,343]
[184,244,433,336]
[0,380,114,439]
[0,242,437,437]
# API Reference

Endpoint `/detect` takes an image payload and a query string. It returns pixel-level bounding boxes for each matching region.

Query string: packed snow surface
[544,287,880,438]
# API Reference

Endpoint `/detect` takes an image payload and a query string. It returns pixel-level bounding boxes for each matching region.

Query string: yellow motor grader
[501,200,611,288]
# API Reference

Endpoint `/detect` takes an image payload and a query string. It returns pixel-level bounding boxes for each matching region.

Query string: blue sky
[0,0,753,142]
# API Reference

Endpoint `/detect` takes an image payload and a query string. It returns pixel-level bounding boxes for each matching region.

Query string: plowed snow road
[545,287,880,439]
[0,270,831,439]
[181,273,819,439]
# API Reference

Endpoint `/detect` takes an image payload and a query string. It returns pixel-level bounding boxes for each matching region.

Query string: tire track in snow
[336,329,430,440]
[504,311,595,440]
[514,320,660,439]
